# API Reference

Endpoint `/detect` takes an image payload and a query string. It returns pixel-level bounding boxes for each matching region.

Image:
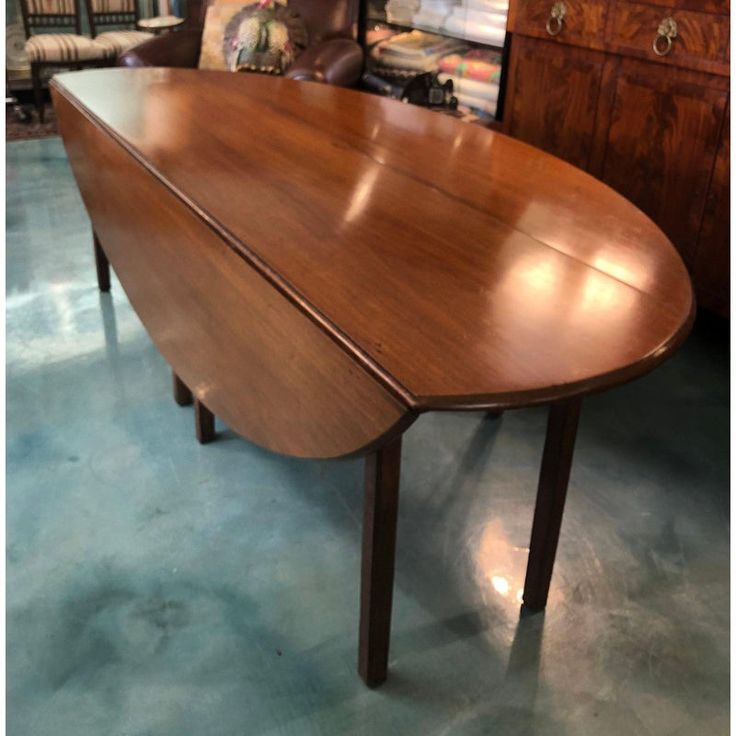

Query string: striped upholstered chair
[20,0,109,122]
[85,0,154,61]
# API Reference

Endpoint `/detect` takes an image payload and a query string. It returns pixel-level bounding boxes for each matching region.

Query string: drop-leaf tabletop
[52,68,693,688]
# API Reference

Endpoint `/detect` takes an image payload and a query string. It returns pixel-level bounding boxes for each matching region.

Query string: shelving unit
[358,0,510,125]
[363,16,504,49]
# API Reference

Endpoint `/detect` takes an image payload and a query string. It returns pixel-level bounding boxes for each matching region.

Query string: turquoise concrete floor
[6,137,730,735]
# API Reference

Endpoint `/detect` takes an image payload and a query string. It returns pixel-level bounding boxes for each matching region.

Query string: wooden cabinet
[504,0,730,315]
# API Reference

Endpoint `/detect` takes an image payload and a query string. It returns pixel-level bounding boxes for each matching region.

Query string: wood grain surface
[508,0,730,76]
[505,37,606,170]
[512,0,609,50]
[53,88,412,459]
[592,58,728,267]
[634,0,729,15]
[52,69,693,419]
[606,1,730,68]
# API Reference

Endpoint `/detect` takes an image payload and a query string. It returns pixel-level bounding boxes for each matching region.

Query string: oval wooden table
[51,68,694,688]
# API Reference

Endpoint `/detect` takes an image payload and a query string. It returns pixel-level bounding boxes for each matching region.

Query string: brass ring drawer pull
[653,17,677,56]
[546,1,566,36]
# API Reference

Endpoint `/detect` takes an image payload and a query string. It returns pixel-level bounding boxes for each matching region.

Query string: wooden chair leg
[93,233,111,292]
[522,398,582,612]
[194,399,215,444]
[31,64,44,124]
[358,435,402,687]
[172,371,193,406]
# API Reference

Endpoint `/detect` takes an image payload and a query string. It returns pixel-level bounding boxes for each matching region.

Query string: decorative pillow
[198,0,307,74]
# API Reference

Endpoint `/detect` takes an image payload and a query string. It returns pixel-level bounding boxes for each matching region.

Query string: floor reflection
[6,137,730,736]
[99,291,119,361]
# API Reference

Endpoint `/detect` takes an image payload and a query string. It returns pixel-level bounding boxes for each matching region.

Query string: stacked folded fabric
[371,30,466,76]
[386,0,420,24]
[443,0,508,46]
[412,0,457,30]
[463,0,508,10]
[438,48,501,115]
[438,47,501,81]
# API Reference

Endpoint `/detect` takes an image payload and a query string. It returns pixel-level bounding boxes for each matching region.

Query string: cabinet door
[693,105,729,316]
[504,35,606,170]
[591,58,728,267]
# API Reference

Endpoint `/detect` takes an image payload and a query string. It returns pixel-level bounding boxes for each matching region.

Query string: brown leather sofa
[118,0,364,87]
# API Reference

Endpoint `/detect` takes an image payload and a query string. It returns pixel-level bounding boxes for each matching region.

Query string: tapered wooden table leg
[172,371,193,406]
[93,233,111,292]
[194,399,216,444]
[522,398,582,612]
[359,435,402,687]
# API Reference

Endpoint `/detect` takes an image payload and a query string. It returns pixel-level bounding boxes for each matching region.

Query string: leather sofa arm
[285,38,363,87]
[117,28,203,68]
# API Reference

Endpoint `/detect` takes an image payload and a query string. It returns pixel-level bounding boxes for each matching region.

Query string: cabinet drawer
[513,0,608,48]
[607,1,729,67]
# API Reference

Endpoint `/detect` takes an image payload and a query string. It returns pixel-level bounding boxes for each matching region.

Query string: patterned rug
[6,104,59,141]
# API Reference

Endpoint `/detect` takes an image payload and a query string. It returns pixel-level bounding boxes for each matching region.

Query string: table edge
[51,71,697,412]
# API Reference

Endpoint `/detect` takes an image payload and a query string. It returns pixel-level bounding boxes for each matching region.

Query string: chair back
[188,0,357,42]
[85,0,140,35]
[290,0,357,41]
[19,0,83,38]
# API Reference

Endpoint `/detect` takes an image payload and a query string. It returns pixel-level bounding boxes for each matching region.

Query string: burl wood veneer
[505,0,729,314]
